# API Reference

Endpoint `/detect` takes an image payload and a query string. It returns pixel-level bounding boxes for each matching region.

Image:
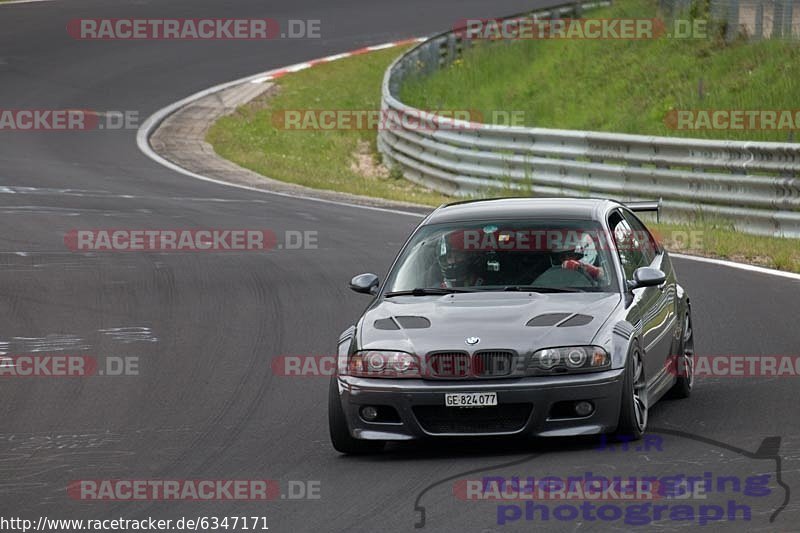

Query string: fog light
[361,406,379,421]
[574,401,594,416]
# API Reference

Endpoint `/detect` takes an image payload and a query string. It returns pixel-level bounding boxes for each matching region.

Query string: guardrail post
[726,0,740,40]
[773,0,785,38]
[754,2,764,39]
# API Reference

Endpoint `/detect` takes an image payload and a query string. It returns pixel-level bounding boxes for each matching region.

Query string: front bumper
[336,368,625,440]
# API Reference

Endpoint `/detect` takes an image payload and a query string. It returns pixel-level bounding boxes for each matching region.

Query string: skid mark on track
[0,325,159,358]
[0,334,90,354]
[0,204,155,217]
[104,264,285,518]
[98,326,158,344]
[0,431,130,498]
[0,253,144,271]
[0,431,123,451]
[0,186,114,197]
[0,185,278,206]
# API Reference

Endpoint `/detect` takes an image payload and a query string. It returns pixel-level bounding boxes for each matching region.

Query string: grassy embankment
[208,1,800,271]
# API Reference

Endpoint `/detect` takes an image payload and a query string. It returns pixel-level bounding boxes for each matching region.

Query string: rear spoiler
[624,199,661,222]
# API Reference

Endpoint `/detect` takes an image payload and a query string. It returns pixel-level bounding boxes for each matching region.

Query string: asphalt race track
[1,1,799,531]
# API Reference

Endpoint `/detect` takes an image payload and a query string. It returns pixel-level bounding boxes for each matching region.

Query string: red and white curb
[137,37,428,218]
[247,38,425,84]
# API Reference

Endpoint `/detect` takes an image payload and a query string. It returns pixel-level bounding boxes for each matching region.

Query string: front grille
[427,352,470,378]
[473,351,514,377]
[413,403,532,434]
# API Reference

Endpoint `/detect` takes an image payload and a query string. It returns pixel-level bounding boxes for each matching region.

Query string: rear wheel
[328,377,385,454]
[670,311,694,399]
[615,344,647,440]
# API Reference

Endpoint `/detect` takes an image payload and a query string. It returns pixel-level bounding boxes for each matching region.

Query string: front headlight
[346,350,421,378]
[527,346,610,375]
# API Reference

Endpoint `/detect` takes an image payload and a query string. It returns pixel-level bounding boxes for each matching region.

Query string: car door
[608,209,664,389]
[621,209,677,385]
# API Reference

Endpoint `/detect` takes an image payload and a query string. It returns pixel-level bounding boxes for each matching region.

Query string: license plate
[445,392,497,408]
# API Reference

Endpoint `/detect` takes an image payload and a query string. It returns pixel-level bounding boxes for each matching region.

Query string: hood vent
[395,316,431,329]
[558,314,593,327]
[527,313,593,327]
[373,316,431,330]
[373,318,400,330]
[526,313,571,327]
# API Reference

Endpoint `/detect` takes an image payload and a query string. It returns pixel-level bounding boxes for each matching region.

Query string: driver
[558,231,605,281]
[437,230,485,287]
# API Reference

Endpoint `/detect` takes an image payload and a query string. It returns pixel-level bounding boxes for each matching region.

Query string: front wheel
[615,344,648,440]
[328,377,385,454]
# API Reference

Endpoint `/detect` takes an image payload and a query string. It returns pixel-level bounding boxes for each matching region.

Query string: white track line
[136,40,800,282]
[671,253,800,281]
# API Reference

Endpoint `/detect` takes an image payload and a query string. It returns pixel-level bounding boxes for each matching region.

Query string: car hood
[359,291,621,355]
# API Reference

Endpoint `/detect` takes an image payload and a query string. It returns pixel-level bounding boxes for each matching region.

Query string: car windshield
[384,218,620,293]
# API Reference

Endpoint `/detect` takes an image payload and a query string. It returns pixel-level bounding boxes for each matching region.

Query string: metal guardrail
[661,0,800,40]
[377,1,800,237]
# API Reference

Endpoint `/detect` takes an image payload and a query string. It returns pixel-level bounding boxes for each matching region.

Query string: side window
[622,210,658,265]
[608,211,644,280]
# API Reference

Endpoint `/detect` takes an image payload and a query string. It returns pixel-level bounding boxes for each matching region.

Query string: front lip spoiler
[339,369,623,392]
[337,368,626,439]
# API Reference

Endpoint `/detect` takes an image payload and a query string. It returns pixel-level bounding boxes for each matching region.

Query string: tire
[328,377,385,454]
[670,310,694,399]
[615,343,647,440]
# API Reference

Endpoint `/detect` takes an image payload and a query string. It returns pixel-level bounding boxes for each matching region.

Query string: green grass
[649,221,800,271]
[206,24,800,273]
[400,0,800,143]
[207,46,451,206]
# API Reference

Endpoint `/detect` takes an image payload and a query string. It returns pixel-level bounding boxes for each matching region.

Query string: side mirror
[349,273,379,295]
[628,267,666,290]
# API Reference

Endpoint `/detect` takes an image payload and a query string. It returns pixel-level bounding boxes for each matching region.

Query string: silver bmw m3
[329,198,694,454]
